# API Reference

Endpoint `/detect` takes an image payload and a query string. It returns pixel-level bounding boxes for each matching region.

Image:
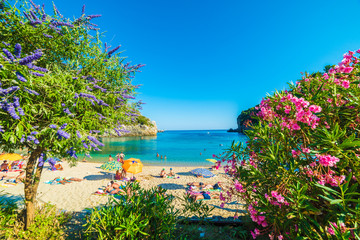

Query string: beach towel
[166,176,179,179]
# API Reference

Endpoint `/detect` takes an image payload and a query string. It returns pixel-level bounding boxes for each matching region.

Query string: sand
[0,162,245,218]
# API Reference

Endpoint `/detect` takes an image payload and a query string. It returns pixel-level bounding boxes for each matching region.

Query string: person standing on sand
[164,155,167,160]
[109,155,114,161]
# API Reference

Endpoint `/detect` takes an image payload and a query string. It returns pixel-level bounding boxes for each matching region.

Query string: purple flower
[38,153,45,167]
[29,0,40,11]
[13,96,20,108]
[72,77,78,80]
[16,72,27,82]
[2,48,15,61]
[122,94,135,99]
[49,124,57,129]
[83,142,88,149]
[17,107,25,116]
[57,129,70,139]
[86,86,93,91]
[19,50,43,65]
[0,86,19,96]
[66,148,77,159]
[63,108,73,116]
[87,14,101,19]
[52,21,74,28]
[26,63,48,72]
[42,33,53,38]
[87,136,104,147]
[14,43,21,58]
[34,139,40,144]
[23,87,39,95]
[30,10,39,20]
[2,42,10,46]
[30,131,39,135]
[85,154,91,158]
[92,84,107,92]
[89,26,99,31]
[20,136,25,142]
[30,71,44,77]
[61,103,65,107]
[41,13,46,22]
[107,45,121,57]
[76,131,82,138]
[60,123,67,129]
[74,93,79,99]
[27,135,35,141]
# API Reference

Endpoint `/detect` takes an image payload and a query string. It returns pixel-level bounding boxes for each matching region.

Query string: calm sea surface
[86,130,247,166]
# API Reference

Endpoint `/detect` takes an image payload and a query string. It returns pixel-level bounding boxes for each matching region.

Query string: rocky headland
[228,106,259,134]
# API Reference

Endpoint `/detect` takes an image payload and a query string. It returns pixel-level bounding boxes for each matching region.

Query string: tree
[0,0,144,228]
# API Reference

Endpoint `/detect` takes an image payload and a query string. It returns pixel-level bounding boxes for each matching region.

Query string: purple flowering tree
[0,0,145,228]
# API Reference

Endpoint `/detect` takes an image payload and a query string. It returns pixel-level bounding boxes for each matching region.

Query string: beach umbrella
[205,159,217,163]
[122,159,143,174]
[100,160,122,171]
[0,153,23,161]
[190,168,215,178]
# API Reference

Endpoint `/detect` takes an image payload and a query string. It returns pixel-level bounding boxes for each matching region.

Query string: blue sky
[42,0,360,130]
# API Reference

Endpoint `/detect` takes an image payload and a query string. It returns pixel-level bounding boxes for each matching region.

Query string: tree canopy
[0,0,145,227]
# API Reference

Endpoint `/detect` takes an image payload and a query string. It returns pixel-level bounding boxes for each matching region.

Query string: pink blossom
[323,73,329,79]
[316,154,340,167]
[309,105,322,113]
[341,80,350,88]
[251,231,257,239]
[327,98,333,103]
[278,235,283,240]
[328,68,336,74]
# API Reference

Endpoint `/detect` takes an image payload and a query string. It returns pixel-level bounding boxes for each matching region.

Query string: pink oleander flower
[251,231,257,239]
[309,105,322,113]
[342,80,350,88]
[328,68,336,74]
[309,161,316,167]
[278,235,283,240]
[316,154,340,167]
[327,98,333,103]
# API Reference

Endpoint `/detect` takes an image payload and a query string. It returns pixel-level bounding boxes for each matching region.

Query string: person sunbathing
[190,191,220,201]
[115,170,122,180]
[0,171,7,180]
[105,181,127,195]
[53,177,83,185]
[15,171,25,183]
[160,168,167,178]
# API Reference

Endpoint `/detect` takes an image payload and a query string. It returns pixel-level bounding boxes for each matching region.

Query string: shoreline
[1,161,243,218]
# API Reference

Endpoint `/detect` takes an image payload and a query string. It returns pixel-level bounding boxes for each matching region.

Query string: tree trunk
[24,147,43,229]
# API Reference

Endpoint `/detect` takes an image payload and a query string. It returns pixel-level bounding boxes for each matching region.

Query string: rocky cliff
[228,107,259,134]
[104,121,158,137]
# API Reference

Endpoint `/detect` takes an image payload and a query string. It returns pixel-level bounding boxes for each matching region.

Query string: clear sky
[41,0,360,130]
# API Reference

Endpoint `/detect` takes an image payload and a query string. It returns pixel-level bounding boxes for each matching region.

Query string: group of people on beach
[160,168,175,178]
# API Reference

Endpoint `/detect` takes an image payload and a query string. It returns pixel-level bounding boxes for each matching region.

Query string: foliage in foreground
[83,183,178,240]
[83,182,217,240]
[218,51,360,239]
[0,192,70,239]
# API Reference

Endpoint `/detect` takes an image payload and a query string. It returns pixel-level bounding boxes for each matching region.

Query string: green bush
[83,182,178,240]
[0,192,70,239]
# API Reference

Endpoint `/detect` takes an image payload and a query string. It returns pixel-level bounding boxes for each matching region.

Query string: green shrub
[83,182,178,240]
[0,192,71,240]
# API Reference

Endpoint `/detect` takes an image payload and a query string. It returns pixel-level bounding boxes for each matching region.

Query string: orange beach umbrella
[122,158,143,174]
[0,153,23,161]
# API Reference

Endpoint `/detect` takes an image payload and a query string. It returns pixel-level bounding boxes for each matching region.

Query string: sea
[86,130,247,167]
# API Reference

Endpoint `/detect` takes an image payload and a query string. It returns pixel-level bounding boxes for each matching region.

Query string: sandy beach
[0,162,245,218]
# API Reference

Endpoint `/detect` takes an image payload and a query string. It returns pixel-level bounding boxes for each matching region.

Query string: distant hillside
[228,106,259,134]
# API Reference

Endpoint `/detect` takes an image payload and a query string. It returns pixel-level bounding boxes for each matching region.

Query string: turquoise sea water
[86,130,247,166]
